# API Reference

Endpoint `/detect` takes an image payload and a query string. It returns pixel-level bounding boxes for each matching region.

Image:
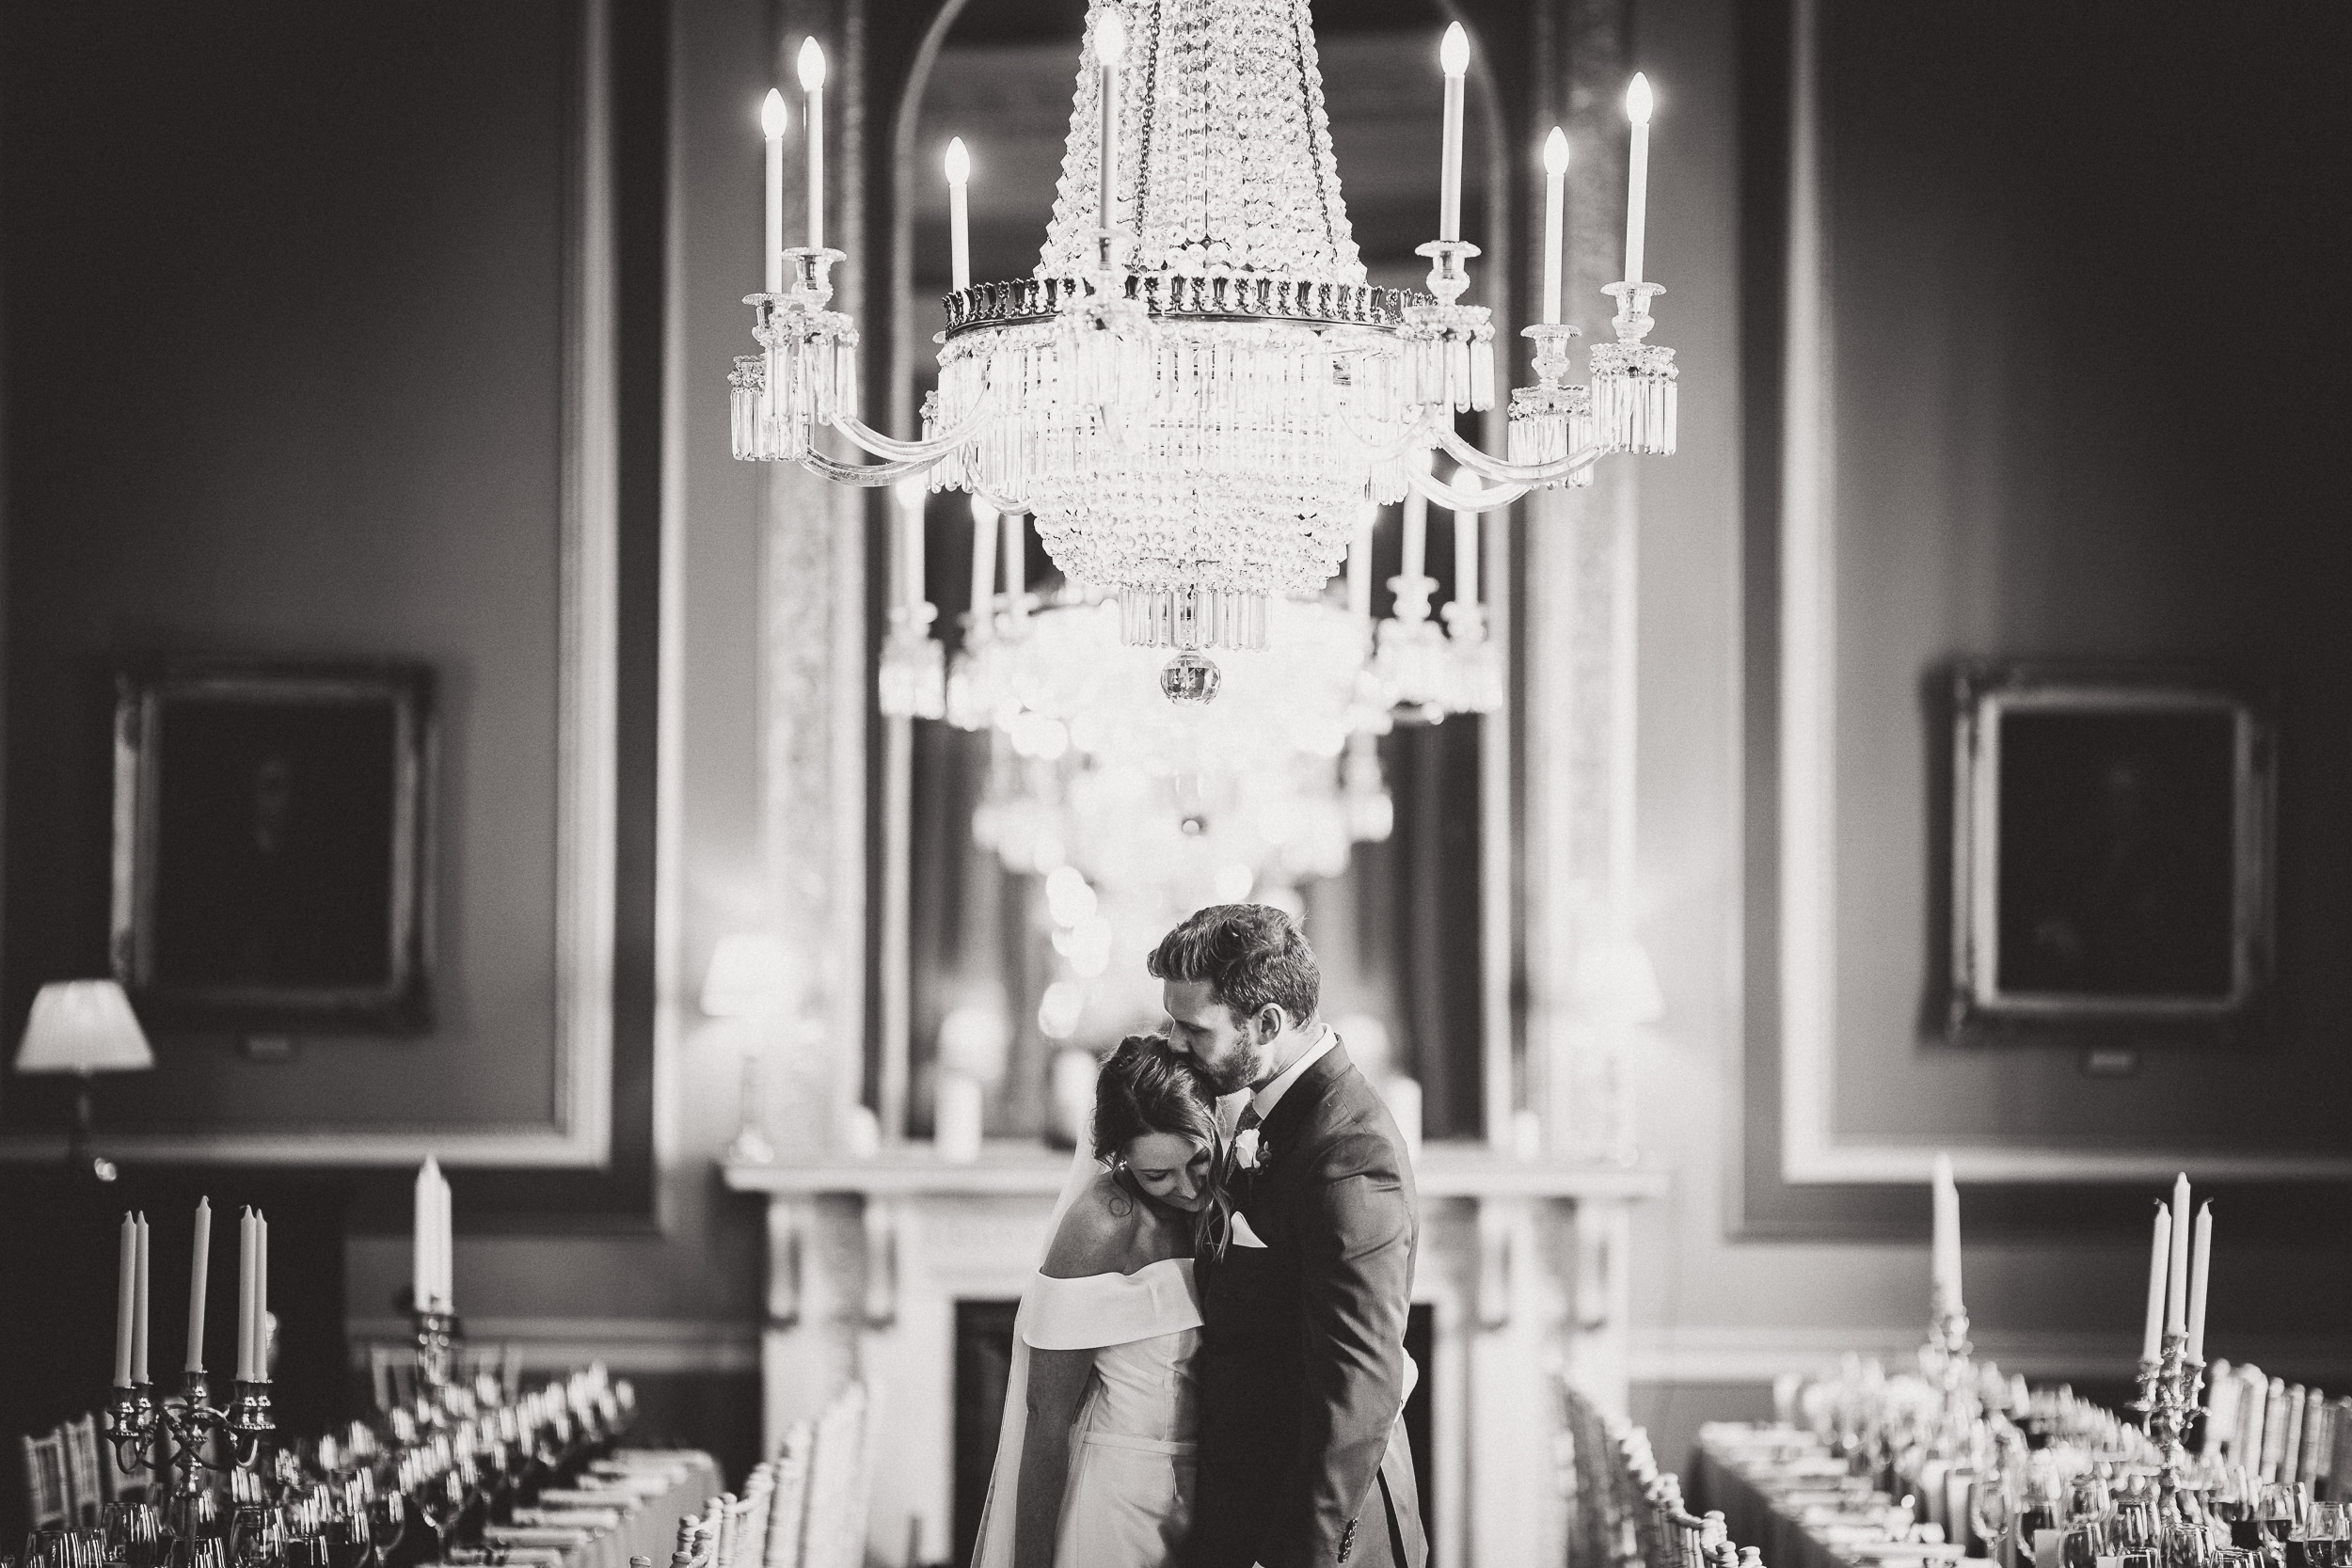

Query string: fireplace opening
[951,1299,1437,1567]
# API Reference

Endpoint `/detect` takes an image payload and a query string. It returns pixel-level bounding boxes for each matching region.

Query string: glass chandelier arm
[1427,421,1604,490]
[825,391,993,463]
[1405,464,1529,514]
[1332,403,1446,467]
[799,450,947,488]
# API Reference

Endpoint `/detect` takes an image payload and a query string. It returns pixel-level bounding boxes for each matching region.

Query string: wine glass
[1972,1466,2022,1566]
[2302,1503,2352,1568]
[103,1501,164,1568]
[226,1504,282,1568]
[2261,1483,2308,1546]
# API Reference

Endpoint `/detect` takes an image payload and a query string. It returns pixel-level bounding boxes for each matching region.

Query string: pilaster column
[1520,0,1644,1164]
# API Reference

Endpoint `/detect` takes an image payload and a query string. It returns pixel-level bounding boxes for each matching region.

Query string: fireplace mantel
[723,1143,1668,1200]
[723,1148,1663,1568]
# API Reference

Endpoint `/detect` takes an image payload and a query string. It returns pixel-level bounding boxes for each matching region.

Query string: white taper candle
[1624,73,1653,285]
[762,90,787,293]
[1541,128,1568,325]
[2187,1201,2213,1365]
[1004,511,1027,623]
[1095,9,1125,242]
[2168,1172,2191,1334]
[945,137,972,292]
[1454,472,1481,607]
[1349,504,1376,624]
[2142,1202,2171,1364]
[895,478,929,614]
[799,40,827,251]
[1438,25,1470,243]
[236,1209,256,1380]
[967,497,998,631]
[113,1212,136,1387]
[131,1212,150,1386]
[185,1197,211,1373]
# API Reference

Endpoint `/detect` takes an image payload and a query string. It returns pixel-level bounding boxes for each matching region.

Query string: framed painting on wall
[110,659,437,1033]
[1949,666,2274,1037]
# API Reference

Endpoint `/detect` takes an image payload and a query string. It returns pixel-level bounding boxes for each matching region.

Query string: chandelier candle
[730,2,1683,691]
[1094,9,1125,251]
[1930,1152,1960,1316]
[897,479,929,614]
[1349,506,1375,625]
[1623,73,1653,285]
[946,137,972,291]
[799,39,826,251]
[1454,471,1481,606]
[185,1197,210,1372]
[1004,510,1026,625]
[1542,128,1569,325]
[967,498,997,631]
[1401,480,1428,582]
[763,90,787,293]
[1438,24,1469,243]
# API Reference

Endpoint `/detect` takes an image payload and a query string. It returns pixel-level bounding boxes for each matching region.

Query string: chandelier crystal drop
[730,9,1682,702]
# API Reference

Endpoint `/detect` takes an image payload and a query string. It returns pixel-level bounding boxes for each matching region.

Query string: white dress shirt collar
[1249,1023,1337,1123]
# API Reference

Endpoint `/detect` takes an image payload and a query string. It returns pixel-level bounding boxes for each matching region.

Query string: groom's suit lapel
[1248,1038,1357,1197]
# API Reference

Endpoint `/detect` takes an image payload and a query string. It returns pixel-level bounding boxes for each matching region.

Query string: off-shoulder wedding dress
[971,1136,1205,1568]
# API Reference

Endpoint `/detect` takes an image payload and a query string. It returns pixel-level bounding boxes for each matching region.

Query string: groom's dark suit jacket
[1189,1040,1427,1568]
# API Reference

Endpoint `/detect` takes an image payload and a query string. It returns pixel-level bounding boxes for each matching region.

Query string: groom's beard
[1203,1036,1265,1097]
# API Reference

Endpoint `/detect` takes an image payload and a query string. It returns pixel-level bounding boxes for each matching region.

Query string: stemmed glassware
[103,1501,165,1568]
[2301,1502,2352,1568]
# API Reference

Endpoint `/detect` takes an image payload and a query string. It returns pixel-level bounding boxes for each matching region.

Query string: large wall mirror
[873,0,1512,1148]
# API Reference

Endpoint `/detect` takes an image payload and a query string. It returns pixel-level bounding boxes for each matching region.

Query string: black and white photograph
[6,0,2350,1565]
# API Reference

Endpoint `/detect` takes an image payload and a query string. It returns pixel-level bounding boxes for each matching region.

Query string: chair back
[21,1430,71,1530]
[797,1386,870,1568]
[762,1423,814,1568]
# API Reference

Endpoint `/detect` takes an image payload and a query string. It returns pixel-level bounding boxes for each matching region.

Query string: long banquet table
[1691,1425,1969,1568]
[453,1449,723,1568]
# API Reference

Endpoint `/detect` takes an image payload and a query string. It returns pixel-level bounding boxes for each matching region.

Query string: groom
[1152,905,1426,1568]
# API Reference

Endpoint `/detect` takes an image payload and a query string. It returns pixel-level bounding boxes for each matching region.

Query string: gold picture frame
[1949,666,2274,1036]
[110,659,437,1033]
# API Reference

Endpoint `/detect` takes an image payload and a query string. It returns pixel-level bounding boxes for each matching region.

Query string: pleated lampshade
[13,979,155,1075]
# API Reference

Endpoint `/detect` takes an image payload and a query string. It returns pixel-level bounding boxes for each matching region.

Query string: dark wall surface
[1,1,572,1134]
[1813,0,2352,1154]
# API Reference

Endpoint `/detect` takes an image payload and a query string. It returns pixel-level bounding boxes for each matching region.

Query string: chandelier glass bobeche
[729,2,1679,700]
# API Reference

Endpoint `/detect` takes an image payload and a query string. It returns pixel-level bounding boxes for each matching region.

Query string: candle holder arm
[1422,424,1601,493]
[1405,463,1532,513]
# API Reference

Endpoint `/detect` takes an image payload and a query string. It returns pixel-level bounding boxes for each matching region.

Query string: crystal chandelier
[730,6,1679,698]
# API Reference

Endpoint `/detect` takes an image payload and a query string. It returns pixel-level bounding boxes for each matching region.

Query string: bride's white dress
[975,1255,1203,1568]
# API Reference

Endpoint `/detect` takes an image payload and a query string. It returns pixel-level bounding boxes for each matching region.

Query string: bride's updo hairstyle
[1092,1034,1233,1253]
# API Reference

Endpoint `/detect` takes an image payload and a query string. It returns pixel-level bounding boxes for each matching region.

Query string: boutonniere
[1232,1128,1264,1170]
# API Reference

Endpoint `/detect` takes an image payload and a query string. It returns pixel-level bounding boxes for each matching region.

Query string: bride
[972,1034,1230,1568]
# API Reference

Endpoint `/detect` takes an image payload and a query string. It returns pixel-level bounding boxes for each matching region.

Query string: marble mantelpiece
[723,1146,1664,1568]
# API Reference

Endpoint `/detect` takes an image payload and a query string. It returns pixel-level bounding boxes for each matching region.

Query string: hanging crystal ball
[1159,651,1222,705]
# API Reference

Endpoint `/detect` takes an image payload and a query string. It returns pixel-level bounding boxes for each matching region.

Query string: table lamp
[702,934,799,1164]
[14,978,155,1181]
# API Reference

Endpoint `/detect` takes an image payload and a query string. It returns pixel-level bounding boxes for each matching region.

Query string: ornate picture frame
[110,658,437,1034]
[1949,666,2275,1037]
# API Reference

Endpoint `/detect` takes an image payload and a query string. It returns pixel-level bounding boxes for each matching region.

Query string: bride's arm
[1011,1175,1129,1568]
[1012,1346,1093,1568]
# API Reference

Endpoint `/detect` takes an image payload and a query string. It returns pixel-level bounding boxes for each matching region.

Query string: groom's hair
[1148,904,1319,1027]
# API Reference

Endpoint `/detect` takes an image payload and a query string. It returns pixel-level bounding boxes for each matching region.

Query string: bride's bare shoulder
[1039,1168,1143,1279]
